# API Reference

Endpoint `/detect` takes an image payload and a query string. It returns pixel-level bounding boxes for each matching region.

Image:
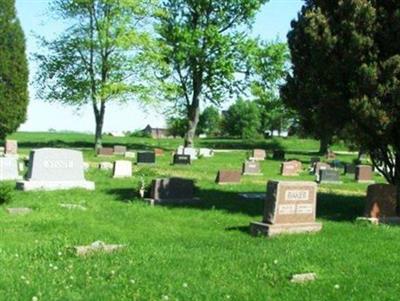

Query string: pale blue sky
[16,0,303,133]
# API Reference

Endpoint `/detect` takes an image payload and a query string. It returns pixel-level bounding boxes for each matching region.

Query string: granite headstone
[137,151,156,164]
[242,160,262,175]
[113,160,132,178]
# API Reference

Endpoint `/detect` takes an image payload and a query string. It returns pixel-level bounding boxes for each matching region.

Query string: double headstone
[250,181,322,237]
[242,160,262,175]
[216,170,241,184]
[5,140,18,156]
[281,160,302,176]
[173,154,191,165]
[252,149,266,161]
[113,160,132,178]
[137,151,156,164]
[149,178,198,204]
[113,145,127,156]
[318,169,341,184]
[355,165,373,183]
[17,148,95,191]
[0,157,21,181]
[273,150,285,160]
[97,147,114,156]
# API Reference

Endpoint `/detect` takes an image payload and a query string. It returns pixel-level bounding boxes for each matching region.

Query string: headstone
[273,150,285,160]
[137,151,155,164]
[97,147,114,156]
[318,169,341,184]
[344,163,356,174]
[154,148,164,156]
[124,151,136,159]
[113,160,132,178]
[173,154,191,165]
[364,184,397,219]
[113,145,127,155]
[313,162,331,177]
[325,149,336,160]
[199,148,213,157]
[16,148,95,191]
[216,170,241,184]
[281,160,302,176]
[183,147,198,160]
[250,181,322,237]
[99,162,113,170]
[5,140,18,155]
[252,149,266,161]
[0,157,21,180]
[149,177,197,204]
[242,160,262,175]
[355,165,373,183]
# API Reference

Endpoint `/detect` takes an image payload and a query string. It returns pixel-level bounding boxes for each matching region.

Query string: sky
[16,0,304,133]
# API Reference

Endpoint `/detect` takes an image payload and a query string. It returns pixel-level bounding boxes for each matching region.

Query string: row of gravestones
[314,161,374,183]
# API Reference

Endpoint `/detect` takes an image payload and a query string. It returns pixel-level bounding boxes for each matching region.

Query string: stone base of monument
[16,180,95,191]
[318,180,342,184]
[356,216,400,225]
[144,197,202,206]
[250,221,322,237]
[242,172,263,176]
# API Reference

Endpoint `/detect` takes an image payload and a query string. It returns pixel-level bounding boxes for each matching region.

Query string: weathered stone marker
[281,160,302,176]
[355,165,373,183]
[137,151,156,164]
[273,150,285,160]
[113,145,127,155]
[252,149,266,161]
[0,157,21,181]
[113,160,132,178]
[16,148,95,191]
[318,169,341,184]
[242,160,262,175]
[250,181,322,237]
[216,170,241,184]
[5,140,18,155]
[149,177,198,204]
[97,147,114,156]
[173,154,191,165]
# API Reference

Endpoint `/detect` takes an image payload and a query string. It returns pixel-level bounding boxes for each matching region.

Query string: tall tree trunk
[185,104,200,147]
[319,136,330,154]
[93,100,106,151]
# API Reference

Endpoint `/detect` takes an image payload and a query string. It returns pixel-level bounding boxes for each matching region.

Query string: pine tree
[0,0,29,139]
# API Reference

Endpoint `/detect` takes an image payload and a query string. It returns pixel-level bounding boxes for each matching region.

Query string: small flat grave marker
[173,154,191,165]
[281,160,302,176]
[242,160,262,175]
[137,151,156,164]
[6,207,32,215]
[250,181,322,237]
[216,170,241,184]
[16,148,94,191]
[113,160,132,178]
[60,203,87,211]
[74,241,125,256]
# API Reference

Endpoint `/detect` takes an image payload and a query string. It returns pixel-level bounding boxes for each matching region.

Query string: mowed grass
[0,132,399,301]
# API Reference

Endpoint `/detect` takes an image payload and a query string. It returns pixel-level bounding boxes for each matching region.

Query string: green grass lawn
[0,132,398,301]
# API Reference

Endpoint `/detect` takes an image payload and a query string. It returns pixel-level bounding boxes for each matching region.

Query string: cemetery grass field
[1,132,399,301]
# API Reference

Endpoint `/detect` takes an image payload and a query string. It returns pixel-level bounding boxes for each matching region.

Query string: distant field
[0,132,397,301]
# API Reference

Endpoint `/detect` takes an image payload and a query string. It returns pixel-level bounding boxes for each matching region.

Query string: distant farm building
[142,125,170,139]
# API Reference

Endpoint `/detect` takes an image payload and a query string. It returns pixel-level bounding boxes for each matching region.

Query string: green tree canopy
[196,106,221,137]
[0,0,29,139]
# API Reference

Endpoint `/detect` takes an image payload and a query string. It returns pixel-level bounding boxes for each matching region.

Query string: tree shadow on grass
[198,139,284,151]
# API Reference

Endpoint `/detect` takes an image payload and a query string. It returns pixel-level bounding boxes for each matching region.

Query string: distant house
[142,125,169,139]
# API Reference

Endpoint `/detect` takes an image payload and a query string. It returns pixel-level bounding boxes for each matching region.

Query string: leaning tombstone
[199,148,214,157]
[97,147,114,156]
[16,148,95,191]
[5,140,18,156]
[216,170,241,184]
[318,169,341,184]
[0,157,21,181]
[183,147,198,160]
[242,160,262,176]
[273,150,285,160]
[113,145,127,156]
[251,149,266,161]
[137,151,156,164]
[281,160,302,176]
[250,181,322,237]
[173,154,191,165]
[148,177,200,205]
[358,184,400,224]
[355,165,374,183]
[113,160,132,178]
